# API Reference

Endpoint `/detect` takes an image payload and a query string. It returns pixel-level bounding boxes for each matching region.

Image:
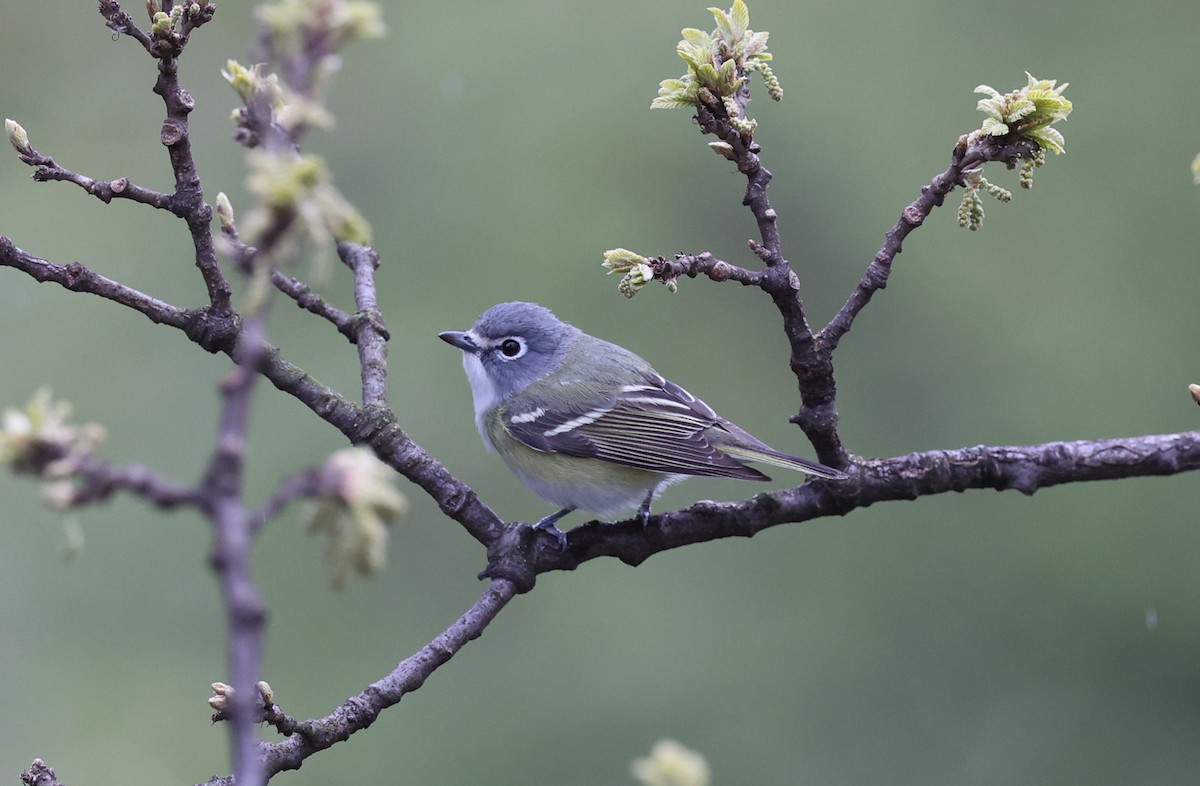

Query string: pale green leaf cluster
[148,3,204,38]
[222,3,382,273]
[631,739,711,786]
[0,389,106,472]
[255,0,384,115]
[227,3,386,136]
[304,447,409,589]
[975,72,1072,154]
[956,75,1068,232]
[652,0,780,115]
[245,151,326,209]
[602,248,660,298]
[222,60,284,110]
[240,149,372,271]
[224,59,335,134]
[601,248,648,273]
[257,0,385,57]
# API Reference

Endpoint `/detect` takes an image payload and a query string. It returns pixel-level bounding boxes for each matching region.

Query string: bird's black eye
[498,338,524,359]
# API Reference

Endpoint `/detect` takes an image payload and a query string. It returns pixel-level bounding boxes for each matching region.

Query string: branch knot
[479,524,541,593]
[184,306,241,354]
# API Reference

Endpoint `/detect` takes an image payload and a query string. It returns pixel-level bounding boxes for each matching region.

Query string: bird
[439,302,845,546]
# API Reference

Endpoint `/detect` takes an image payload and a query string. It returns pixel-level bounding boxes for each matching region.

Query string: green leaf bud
[5,118,30,154]
[214,192,235,229]
[708,141,736,160]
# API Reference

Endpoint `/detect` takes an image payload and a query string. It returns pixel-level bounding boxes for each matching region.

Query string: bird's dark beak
[438,330,479,353]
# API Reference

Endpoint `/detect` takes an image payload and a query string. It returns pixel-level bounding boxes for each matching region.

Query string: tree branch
[13,143,175,209]
[271,269,359,341]
[201,314,271,786]
[647,252,764,287]
[257,579,518,778]
[153,49,230,313]
[98,0,231,312]
[821,135,1040,351]
[692,91,846,467]
[541,429,1200,571]
[8,232,1195,593]
[216,217,361,342]
[0,237,192,328]
[339,242,389,407]
[50,456,203,511]
[238,333,508,547]
[0,8,1177,784]
[98,0,153,53]
[248,466,322,537]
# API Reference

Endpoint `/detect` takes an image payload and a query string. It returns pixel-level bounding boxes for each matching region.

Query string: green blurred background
[2,1,1199,784]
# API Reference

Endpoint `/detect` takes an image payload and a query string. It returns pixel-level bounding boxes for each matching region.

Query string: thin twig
[11,143,175,209]
[98,1,230,311]
[0,237,191,329]
[272,270,359,341]
[691,91,842,467]
[201,313,270,786]
[248,466,323,537]
[339,242,389,406]
[218,220,359,341]
[98,0,153,52]
[258,579,518,778]
[821,136,1040,351]
[56,457,203,510]
[248,345,506,546]
[649,252,764,287]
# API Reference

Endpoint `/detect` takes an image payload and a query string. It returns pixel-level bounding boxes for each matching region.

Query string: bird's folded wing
[500,371,768,480]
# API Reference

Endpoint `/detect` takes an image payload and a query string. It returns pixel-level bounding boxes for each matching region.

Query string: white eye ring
[494,336,527,360]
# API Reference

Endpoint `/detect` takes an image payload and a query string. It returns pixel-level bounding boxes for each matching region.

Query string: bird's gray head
[438,302,579,404]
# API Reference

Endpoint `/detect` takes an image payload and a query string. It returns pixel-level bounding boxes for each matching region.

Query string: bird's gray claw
[531,520,568,550]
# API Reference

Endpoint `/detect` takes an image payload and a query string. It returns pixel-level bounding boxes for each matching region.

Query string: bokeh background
[2,1,1199,784]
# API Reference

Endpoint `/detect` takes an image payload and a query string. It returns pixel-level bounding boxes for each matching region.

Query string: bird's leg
[532,507,574,549]
[637,492,654,528]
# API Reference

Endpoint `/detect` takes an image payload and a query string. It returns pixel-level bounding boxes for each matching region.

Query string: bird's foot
[637,493,654,529]
[531,519,568,550]
[532,507,574,550]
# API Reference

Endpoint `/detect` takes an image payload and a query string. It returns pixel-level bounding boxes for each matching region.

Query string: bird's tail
[722,443,847,480]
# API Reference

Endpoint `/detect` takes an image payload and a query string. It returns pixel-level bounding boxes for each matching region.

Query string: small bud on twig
[215,192,235,230]
[151,11,173,37]
[5,118,31,155]
[708,141,736,160]
[208,681,233,712]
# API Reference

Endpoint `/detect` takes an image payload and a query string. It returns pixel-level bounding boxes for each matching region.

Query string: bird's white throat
[461,350,500,452]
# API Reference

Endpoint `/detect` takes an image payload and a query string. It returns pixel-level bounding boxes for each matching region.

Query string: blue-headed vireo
[439,302,846,546]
